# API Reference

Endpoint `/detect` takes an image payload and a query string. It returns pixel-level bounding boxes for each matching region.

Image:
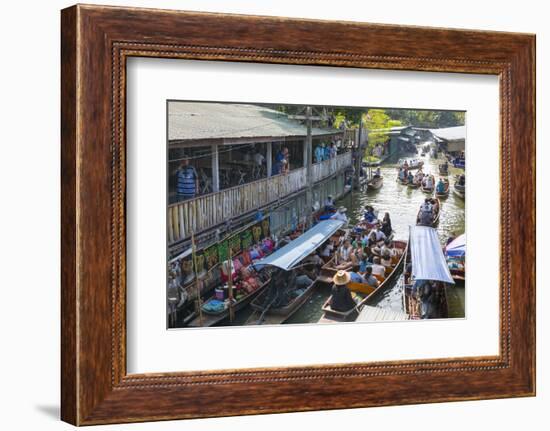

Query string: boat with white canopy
[402,226,455,319]
[246,219,345,325]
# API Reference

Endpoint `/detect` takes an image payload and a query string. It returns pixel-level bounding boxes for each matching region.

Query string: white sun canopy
[253,219,345,271]
[410,225,455,284]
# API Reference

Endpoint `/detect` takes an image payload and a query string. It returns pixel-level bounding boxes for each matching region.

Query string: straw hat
[333,270,351,286]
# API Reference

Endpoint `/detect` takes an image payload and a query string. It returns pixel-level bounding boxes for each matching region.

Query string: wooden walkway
[356,305,409,322]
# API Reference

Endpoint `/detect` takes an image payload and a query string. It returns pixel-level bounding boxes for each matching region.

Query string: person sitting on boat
[324,195,336,212]
[398,168,405,181]
[403,160,409,170]
[363,205,377,223]
[380,238,394,258]
[374,226,387,244]
[362,266,380,287]
[374,167,381,178]
[380,212,392,238]
[436,178,446,194]
[320,240,334,259]
[381,249,393,267]
[419,199,434,226]
[458,173,466,186]
[371,257,386,278]
[330,206,348,223]
[407,171,414,184]
[338,239,354,261]
[425,175,434,189]
[330,270,357,313]
[366,231,378,248]
[349,265,366,284]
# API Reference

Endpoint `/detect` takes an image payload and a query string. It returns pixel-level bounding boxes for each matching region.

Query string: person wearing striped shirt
[176,157,199,200]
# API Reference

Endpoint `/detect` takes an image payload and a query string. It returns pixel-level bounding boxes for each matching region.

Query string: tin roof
[429,126,466,142]
[168,102,342,144]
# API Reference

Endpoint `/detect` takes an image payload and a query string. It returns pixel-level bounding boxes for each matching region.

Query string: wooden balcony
[167,152,352,244]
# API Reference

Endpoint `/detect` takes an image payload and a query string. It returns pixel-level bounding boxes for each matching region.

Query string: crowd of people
[314,141,338,163]
[323,208,403,313]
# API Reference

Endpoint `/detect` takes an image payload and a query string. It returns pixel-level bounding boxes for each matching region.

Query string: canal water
[219,150,466,327]
[289,150,466,323]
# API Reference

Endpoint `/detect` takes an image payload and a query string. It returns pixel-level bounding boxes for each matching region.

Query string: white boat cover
[410,225,455,284]
[253,219,345,271]
[445,233,466,258]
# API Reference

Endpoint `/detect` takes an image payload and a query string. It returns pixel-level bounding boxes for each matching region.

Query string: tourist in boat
[338,239,354,262]
[349,265,367,284]
[364,205,377,223]
[458,173,466,186]
[324,195,336,212]
[436,178,446,193]
[374,226,387,244]
[363,266,380,287]
[407,171,414,184]
[424,175,434,189]
[330,206,348,223]
[381,249,393,267]
[381,212,392,237]
[329,270,357,313]
[419,199,434,226]
[374,167,381,178]
[366,231,378,248]
[398,167,405,182]
[371,257,386,278]
[320,240,334,259]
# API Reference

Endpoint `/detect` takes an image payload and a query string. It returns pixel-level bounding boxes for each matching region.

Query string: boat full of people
[416,197,441,227]
[245,219,346,325]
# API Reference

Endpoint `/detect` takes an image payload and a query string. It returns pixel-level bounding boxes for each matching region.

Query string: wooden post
[266,142,272,177]
[212,143,219,192]
[191,232,203,326]
[305,107,313,227]
[227,248,235,322]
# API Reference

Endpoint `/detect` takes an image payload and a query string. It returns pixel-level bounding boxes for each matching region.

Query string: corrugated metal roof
[168,102,341,143]
[429,126,466,141]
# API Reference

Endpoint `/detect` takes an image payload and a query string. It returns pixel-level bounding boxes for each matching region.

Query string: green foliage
[385,109,465,128]
[365,109,402,147]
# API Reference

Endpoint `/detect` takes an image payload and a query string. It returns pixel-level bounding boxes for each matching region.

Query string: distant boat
[416,198,441,227]
[435,179,450,198]
[367,175,383,190]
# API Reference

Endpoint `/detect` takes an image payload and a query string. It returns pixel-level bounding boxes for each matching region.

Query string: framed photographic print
[61,4,536,425]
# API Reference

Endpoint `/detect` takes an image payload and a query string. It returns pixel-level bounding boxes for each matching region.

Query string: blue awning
[446,233,466,258]
[253,219,345,271]
[410,226,455,284]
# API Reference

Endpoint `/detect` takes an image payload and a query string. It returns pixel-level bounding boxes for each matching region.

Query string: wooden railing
[167,151,352,244]
[312,152,352,183]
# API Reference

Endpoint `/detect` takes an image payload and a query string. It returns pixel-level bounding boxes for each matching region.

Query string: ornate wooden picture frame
[61,4,535,425]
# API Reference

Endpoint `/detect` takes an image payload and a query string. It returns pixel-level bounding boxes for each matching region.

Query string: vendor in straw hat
[329,270,357,313]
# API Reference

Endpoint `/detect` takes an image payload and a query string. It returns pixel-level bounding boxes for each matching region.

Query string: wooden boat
[416,198,441,227]
[187,277,271,327]
[367,175,383,190]
[318,240,408,323]
[401,227,451,319]
[407,180,420,189]
[399,159,424,170]
[421,175,435,194]
[435,179,450,198]
[454,181,465,199]
[241,219,347,326]
[246,279,325,325]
